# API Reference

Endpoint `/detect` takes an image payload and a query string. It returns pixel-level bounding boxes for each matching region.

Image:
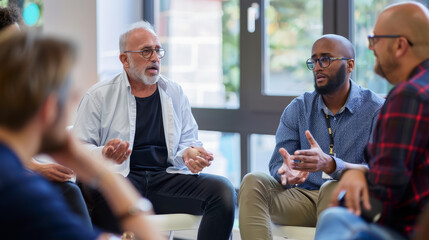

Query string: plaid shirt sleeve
[366,78,429,236]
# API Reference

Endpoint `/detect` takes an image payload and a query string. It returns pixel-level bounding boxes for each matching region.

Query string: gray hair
[119,20,156,53]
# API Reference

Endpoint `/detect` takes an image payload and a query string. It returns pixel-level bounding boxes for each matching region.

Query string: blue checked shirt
[269,80,384,190]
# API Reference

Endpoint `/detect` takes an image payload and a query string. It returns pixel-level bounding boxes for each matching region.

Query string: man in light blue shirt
[238,34,385,240]
[73,21,236,240]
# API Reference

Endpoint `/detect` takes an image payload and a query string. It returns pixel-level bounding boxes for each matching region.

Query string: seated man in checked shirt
[316,2,429,240]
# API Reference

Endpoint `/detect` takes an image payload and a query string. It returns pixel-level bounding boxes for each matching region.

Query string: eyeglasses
[367,35,414,48]
[124,47,166,59]
[306,57,351,70]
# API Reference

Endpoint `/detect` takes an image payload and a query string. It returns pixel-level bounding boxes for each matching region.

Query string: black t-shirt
[130,87,169,171]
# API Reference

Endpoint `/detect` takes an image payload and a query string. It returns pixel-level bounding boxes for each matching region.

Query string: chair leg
[169,230,174,240]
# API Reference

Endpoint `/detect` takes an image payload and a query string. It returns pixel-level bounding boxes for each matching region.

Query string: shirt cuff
[86,145,104,159]
[328,156,346,180]
[173,147,188,169]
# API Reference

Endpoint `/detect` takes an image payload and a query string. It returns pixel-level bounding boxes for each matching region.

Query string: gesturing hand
[330,169,371,216]
[290,130,335,173]
[278,148,309,186]
[183,146,214,173]
[102,139,132,164]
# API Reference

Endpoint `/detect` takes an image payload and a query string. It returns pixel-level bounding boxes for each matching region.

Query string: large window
[354,0,399,95]
[265,0,322,96]
[199,131,241,187]
[155,0,239,109]
[250,134,275,174]
[354,0,429,95]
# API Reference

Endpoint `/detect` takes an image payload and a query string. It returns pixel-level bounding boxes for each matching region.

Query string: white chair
[147,214,202,240]
[272,225,316,240]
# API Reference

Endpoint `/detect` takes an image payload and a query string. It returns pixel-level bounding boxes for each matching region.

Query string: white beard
[128,58,160,85]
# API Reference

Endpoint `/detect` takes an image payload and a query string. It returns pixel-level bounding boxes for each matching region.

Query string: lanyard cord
[324,114,335,156]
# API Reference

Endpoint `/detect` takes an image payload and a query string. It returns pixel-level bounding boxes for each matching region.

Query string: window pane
[250,134,276,174]
[354,0,400,94]
[355,0,429,94]
[156,0,239,108]
[199,131,241,188]
[264,1,322,96]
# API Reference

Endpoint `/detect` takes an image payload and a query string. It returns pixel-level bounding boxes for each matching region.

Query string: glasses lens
[319,57,330,68]
[156,48,165,59]
[306,59,315,70]
[141,49,153,59]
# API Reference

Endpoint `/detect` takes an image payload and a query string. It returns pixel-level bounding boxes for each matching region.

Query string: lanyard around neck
[324,114,334,156]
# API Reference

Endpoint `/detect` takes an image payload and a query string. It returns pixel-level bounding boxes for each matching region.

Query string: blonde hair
[0,32,76,130]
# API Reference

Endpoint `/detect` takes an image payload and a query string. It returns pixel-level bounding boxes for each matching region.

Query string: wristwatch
[118,198,153,221]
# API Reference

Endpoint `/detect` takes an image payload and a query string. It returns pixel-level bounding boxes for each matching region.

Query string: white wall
[42,0,142,122]
[97,0,142,81]
[43,0,98,123]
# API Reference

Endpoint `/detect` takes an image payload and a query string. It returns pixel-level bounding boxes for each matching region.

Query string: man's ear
[394,37,409,58]
[119,53,129,68]
[347,59,355,73]
[39,93,59,128]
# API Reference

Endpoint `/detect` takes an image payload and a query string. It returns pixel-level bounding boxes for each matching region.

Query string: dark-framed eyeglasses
[306,57,352,70]
[124,47,166,59]
[367,35,414,48]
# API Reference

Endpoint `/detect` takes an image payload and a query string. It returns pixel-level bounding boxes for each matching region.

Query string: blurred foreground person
[0,32,163,240]
[0,5,92,227]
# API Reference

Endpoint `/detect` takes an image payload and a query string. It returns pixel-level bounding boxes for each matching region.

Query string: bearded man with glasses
[73,21,236,240]
[238,34,384,240]
[316,2,429,239]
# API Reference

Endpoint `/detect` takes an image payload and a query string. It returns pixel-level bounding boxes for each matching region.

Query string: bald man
[316,2,429,240]
[238,34,384,240]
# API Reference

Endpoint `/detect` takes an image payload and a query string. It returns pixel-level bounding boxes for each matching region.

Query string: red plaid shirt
[367,58,429,238]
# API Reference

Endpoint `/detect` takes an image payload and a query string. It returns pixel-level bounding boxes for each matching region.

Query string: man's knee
[205,175,236,209]
[239,172,274,203]
[240,171,273,191]
[319,180,337,199]
[56,181,84,200]
[318,207,350,227]
[317,180,338,216]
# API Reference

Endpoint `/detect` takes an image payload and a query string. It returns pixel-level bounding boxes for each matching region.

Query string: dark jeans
[51,181,92,229]
[86,171,236,240]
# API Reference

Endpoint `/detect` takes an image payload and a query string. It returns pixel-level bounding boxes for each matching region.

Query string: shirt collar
[408,58,429,81]
[318,79,359,115]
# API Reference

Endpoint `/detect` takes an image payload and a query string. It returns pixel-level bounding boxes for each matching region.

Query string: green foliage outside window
[265,0,322,95]
[222,0,240,98]
[354,0,428,94]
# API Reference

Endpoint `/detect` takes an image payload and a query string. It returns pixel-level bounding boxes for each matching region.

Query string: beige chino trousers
[238,171,337,240]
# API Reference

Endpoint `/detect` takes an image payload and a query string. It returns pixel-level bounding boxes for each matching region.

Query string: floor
[171,228,288,240]
[167,219,294,240]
